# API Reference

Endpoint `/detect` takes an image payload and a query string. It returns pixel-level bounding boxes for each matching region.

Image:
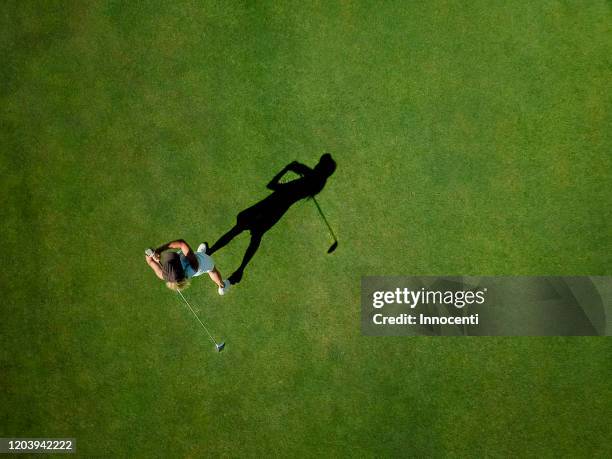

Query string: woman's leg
[207,267,226,289]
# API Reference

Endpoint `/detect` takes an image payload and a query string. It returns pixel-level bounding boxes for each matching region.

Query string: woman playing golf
[145,239,230,295]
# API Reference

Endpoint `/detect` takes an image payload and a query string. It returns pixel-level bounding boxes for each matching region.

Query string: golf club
[311,196,338,253]
[177,290,225,352]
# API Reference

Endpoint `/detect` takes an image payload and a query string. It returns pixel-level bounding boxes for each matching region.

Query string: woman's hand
[145,248,161,262]
[145,252,164,280]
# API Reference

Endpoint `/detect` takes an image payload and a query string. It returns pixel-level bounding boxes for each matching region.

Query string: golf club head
[215,341,225,352]
[327,241,338,254]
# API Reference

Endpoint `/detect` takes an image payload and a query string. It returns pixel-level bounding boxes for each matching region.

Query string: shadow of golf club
[209,153,337,285]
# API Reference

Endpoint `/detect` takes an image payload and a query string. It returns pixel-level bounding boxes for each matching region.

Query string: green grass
[1,1,611,456]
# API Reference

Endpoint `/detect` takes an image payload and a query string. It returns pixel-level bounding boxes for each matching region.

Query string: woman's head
[165,279,191,291]
[160,252,188,290]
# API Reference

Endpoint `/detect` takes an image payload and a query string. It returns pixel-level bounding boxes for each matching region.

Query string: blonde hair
[166,279,191,291]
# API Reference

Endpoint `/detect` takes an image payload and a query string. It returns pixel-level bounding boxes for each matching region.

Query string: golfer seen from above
[145,239,230,295]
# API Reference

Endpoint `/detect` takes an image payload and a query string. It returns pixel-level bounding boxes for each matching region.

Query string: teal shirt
[179,252,209,278]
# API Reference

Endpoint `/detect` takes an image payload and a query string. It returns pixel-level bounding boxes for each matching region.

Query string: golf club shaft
[177,290,218,346]
[312,197,337,242]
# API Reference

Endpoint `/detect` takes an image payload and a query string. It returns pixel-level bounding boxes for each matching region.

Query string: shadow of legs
[228,232,262,284]
[209,225,243,255]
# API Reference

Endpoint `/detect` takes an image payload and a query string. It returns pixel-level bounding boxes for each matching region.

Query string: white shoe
[197,242,208,253]
[218,279,231,296]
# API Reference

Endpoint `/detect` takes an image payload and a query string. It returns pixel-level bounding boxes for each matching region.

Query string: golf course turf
[1,1,611,456]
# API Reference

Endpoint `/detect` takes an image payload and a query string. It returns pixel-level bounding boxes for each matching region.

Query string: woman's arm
[155,239,198,271]
[145,255,164,280]
[154,239,186,254]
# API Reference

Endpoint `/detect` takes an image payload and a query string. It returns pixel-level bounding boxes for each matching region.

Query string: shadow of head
[315,153,336,177]
[301,153,337,197]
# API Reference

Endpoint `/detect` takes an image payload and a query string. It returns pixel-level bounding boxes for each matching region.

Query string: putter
[312,197,338,253]
[177,290,225,353]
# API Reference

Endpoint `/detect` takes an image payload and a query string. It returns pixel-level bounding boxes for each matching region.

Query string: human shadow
[209,153,337,284]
